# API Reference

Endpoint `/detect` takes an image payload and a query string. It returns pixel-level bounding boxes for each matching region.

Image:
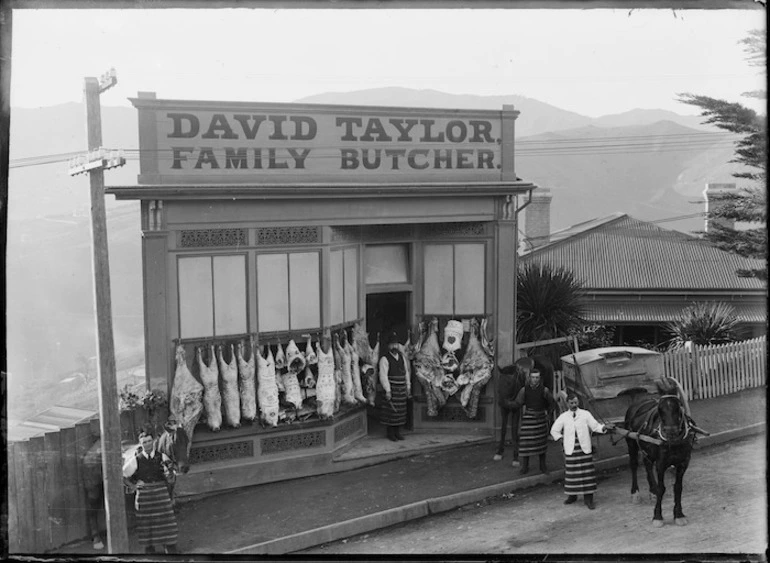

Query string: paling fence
[662,336,767,400]
[7,408,157,554]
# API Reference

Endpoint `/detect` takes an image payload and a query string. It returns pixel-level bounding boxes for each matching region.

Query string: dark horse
[624,378,695,527]
[494,355,555,464]
[82,423,189,550]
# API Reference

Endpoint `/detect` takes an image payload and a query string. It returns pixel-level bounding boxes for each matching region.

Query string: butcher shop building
[107,93,538,497]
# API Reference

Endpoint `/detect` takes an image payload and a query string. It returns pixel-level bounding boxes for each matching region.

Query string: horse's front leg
[652,462,667,527]
[494,407,509,460]
[626,439,641,503]
[673,462,689,525]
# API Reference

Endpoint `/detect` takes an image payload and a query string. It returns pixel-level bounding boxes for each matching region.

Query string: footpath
[56,387,765,556]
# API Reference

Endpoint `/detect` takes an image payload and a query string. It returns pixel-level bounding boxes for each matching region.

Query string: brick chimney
[524,187,552,249]
[703,183,736,232]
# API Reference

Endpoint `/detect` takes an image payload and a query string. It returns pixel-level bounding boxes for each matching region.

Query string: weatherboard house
[520,209,767,346]
[106,93,538,496]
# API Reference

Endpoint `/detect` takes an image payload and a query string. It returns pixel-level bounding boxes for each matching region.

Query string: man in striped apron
[123,430,179,553]
[550,392,614,509]
[506,369,557,475]
[378,331,411,441]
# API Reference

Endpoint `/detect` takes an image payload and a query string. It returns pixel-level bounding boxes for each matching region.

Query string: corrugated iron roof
[521,214,767,290]
[583,302,767,324]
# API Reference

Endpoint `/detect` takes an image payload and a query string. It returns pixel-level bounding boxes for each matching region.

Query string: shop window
[331,247,360,325]
[365,244,409,285]
[424,243,485,315]
[178,255,247,339]
[257,251,320,332]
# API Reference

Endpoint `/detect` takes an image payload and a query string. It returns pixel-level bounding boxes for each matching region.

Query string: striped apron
[135,481,178,547]
[563,445,598,495]
[378,352,408,426]
[518,409,549,456]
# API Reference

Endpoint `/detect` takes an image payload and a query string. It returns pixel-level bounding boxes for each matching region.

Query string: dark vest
[524,384,549,411]
[384,352,406,384]
[134,452,166,483]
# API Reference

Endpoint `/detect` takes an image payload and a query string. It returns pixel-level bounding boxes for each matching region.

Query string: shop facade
[107,94,537,496]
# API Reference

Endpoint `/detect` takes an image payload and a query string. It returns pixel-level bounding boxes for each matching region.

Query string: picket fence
[662,336,767,400]
[7,407,163,554]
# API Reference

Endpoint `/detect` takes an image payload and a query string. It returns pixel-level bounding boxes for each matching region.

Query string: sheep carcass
[236,340,257,422]
[197,345,222,431]
[256,346,279,427]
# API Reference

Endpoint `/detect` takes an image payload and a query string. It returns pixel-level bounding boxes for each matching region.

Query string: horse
[493,355,555,464]
[623,377,695,527]
[82,423,189,550]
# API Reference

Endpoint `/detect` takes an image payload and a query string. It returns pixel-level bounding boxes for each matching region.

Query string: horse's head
[514,357,534,380]
[656,394,689,443]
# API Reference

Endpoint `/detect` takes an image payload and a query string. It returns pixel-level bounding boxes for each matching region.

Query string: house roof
[520,214,767,291]
[583,301,767,324]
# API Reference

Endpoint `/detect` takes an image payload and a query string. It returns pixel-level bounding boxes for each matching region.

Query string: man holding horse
[550,392,614,509]
[505,369,558,475]
[123,430,180,554]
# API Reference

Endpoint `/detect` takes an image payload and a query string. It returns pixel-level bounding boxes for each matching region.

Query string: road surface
[303,434,767,555]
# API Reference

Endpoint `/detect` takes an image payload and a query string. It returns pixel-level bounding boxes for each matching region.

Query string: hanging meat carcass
[197,344,222,431]
[315,337,337,419]
[217,344,241,428]
[302,365,316,388]
[395,332,413,399]
[346,336,367,403]
[335,331,357,405]
[413,318,446,416]
[256,345,279,427]
[170,344,204,454]
[352,322,375,365]
[282,340,304,411]
[304,335,318,366]
[275,342,287,370]
[458,318,494,418]
[236,339,257,422]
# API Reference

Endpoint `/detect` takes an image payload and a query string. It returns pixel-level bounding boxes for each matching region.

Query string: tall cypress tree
[677,29,767,280]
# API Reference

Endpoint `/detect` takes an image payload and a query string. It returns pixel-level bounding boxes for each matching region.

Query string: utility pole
[68,68,129,553]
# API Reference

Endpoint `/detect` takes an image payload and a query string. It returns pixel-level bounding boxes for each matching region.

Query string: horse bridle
[655,394,690,443]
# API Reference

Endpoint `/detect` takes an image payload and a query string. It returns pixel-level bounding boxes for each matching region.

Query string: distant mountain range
[6,87,749,420]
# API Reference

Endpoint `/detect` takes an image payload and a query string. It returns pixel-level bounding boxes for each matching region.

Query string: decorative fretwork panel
[334,415,364,443]
[422,222,486,238]
[179,228,248,248]
[421,406,487,422]
[256,226,321,245]
[189,440,254,464]
[260,430,326,454]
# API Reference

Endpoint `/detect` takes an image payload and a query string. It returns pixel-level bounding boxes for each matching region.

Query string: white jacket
[550,408,607,455]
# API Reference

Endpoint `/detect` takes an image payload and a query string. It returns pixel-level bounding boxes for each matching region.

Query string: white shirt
[550,408,607,455]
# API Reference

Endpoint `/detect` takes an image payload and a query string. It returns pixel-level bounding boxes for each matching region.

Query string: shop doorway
[365,291,413,433]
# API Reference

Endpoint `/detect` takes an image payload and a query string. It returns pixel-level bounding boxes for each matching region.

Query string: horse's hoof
[631,493,641,504]
[511,460,520,467]
[493,454,502,461]
[675,517,688,526]
[93,540,104,550]
[652,519,664,528]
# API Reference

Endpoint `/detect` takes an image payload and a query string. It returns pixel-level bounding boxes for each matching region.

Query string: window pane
[454,243,485,315]
[344,248,359,322]
[289,252,320,329]
[423,244,453,315]
[257,253,289,332]
[178,256,213,339]
[365,244,409,284]
[213,255,247,336]
[330,250,344,326]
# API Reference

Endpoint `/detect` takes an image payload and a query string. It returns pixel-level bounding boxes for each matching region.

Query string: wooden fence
[7,407,162,554]
[663,336,766,400]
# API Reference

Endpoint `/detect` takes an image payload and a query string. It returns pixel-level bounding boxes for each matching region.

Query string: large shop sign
[133,98,509,183]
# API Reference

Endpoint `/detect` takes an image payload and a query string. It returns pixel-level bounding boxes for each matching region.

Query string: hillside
[5,89,747,421]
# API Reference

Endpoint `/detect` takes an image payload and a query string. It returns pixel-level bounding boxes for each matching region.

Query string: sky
[9,7,766,118]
